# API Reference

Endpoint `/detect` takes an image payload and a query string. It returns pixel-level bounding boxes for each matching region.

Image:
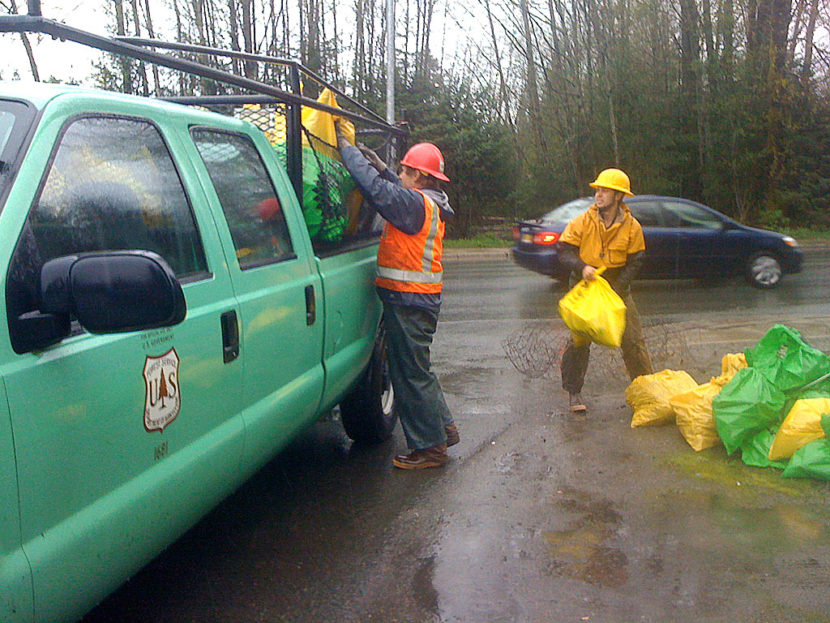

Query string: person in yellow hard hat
[557,168,654,413]
[335,125,459,469]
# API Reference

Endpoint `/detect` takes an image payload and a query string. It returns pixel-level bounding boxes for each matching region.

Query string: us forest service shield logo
[144,348,181,432]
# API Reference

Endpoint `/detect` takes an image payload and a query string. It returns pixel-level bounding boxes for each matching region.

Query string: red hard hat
[400,143,450,182]
[257,197,282,221]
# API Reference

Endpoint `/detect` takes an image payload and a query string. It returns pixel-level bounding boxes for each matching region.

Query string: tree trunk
[484,0,513,129]
[130,0,150,95]
[171,0,186,93]
[5,0,40,81]
[241,0,257,79]
[354,0,366,98]
[679,0,702,197]
[113,0,133,94]
[519,0,546,154]
[800,0,819,80]
[142,0,162,91]
[228,0,242,77]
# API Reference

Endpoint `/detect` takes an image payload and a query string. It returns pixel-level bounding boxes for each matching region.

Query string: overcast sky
[2,3,124,83]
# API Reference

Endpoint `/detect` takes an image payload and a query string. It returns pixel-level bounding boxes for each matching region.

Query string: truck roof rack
[0,10,407,203]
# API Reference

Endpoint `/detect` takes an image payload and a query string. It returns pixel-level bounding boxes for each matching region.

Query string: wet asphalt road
[83,248,830,623]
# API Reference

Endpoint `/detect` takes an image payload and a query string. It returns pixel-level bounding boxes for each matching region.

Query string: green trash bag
[782,415,830,480]
[713,367,788,455]
[740,428,788,469]
[270,144,355,242]
[744,325,830,395]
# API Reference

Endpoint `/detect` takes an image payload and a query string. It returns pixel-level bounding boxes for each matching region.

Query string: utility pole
[385,0,397,162]
[385,0,395,125]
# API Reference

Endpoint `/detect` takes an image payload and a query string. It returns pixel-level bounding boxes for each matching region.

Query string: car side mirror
[13,251,186,353]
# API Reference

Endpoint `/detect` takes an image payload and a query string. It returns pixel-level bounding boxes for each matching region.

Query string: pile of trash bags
[626,324,830,480]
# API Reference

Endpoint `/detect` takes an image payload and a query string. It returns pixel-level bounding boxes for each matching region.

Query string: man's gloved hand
[334,121,351,150]
[357,142,387,172]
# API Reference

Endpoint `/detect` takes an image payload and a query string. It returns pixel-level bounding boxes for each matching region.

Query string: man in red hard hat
[557,168,653,413]
[336,128,458,469]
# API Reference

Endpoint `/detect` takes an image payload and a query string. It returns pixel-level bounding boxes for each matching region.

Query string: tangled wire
[502,317,699,380]
[501,324,568,379]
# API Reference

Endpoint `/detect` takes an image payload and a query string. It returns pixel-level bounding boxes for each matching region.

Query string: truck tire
[340,328,396,443]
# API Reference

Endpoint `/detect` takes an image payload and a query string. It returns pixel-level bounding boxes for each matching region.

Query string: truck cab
[0,36,400,621]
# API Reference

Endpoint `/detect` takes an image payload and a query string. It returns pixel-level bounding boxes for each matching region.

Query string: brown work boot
[393,444,449,469]
[569,392,587,413]
[445,424,460,447]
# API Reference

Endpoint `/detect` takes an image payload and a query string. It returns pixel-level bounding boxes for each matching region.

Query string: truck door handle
[221,310,239,363]
[305,285,316,325]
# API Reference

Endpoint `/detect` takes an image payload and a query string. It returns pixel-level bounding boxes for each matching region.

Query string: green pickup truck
[0,42,400,621]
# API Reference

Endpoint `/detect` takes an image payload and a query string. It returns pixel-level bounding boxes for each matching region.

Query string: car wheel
[746,251,782,289]
[340,325,396,443]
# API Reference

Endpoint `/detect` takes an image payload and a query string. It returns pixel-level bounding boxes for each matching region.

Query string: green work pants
[383,302,454,450]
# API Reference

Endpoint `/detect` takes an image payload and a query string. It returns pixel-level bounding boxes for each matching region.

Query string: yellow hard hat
[589,168,634,197]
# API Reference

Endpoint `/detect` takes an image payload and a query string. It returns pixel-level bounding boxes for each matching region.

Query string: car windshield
[541,198,593,225]
[0,99,35,212]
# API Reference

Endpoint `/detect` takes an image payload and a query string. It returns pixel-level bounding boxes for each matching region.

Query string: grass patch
[784,227,830,241]
[444,232,512,248]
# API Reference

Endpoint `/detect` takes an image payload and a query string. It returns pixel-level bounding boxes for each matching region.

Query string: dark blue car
[512,196,803,288]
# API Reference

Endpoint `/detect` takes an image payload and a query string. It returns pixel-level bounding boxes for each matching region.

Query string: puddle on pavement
[660,488,830,551]
[543,489,628,587]
[543,525,628,587]
[412,555,439,615]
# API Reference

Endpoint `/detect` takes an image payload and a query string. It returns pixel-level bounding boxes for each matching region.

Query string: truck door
[0,384,32,623]
[1,111,245,623]
[188,127,325,472]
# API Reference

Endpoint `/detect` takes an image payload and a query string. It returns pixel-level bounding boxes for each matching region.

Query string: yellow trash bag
[301,88,356,159]
[718,352,747,383]
[670,378,728,451]
[626,369,699,427]
[558,267,626,348]
[768,397,830,461]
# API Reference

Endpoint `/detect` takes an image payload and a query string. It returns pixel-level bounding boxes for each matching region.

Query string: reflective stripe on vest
[376,266,443,283]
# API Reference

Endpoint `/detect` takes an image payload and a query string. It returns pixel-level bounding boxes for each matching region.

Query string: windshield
[0,100,36,212]
[541,197,592,225]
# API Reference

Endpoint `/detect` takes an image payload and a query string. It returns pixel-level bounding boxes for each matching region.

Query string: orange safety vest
[375,191,444,293]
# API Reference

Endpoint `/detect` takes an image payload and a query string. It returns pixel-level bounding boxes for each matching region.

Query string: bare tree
[800,0,820,80]
[142,0,162,92]
[1,0,39,80]
[113,0,133,93]
[130,0,150,95]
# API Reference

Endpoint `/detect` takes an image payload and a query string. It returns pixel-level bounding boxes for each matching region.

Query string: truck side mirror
[41,250,186,333]
[12,251,187,353]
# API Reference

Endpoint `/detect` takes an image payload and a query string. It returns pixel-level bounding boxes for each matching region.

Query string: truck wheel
[340,328,396,443]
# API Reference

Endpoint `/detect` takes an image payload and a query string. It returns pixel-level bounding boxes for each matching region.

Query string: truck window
[0,100,36,211]
[190,128,295,270]
[235,105,384,257]
[6,115,209,348]
[16,115,208,277]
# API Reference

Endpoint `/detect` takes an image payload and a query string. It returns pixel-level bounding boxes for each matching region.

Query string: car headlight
[782,236,799,247]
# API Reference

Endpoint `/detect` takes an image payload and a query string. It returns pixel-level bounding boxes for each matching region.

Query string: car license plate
[521,233,533,243]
